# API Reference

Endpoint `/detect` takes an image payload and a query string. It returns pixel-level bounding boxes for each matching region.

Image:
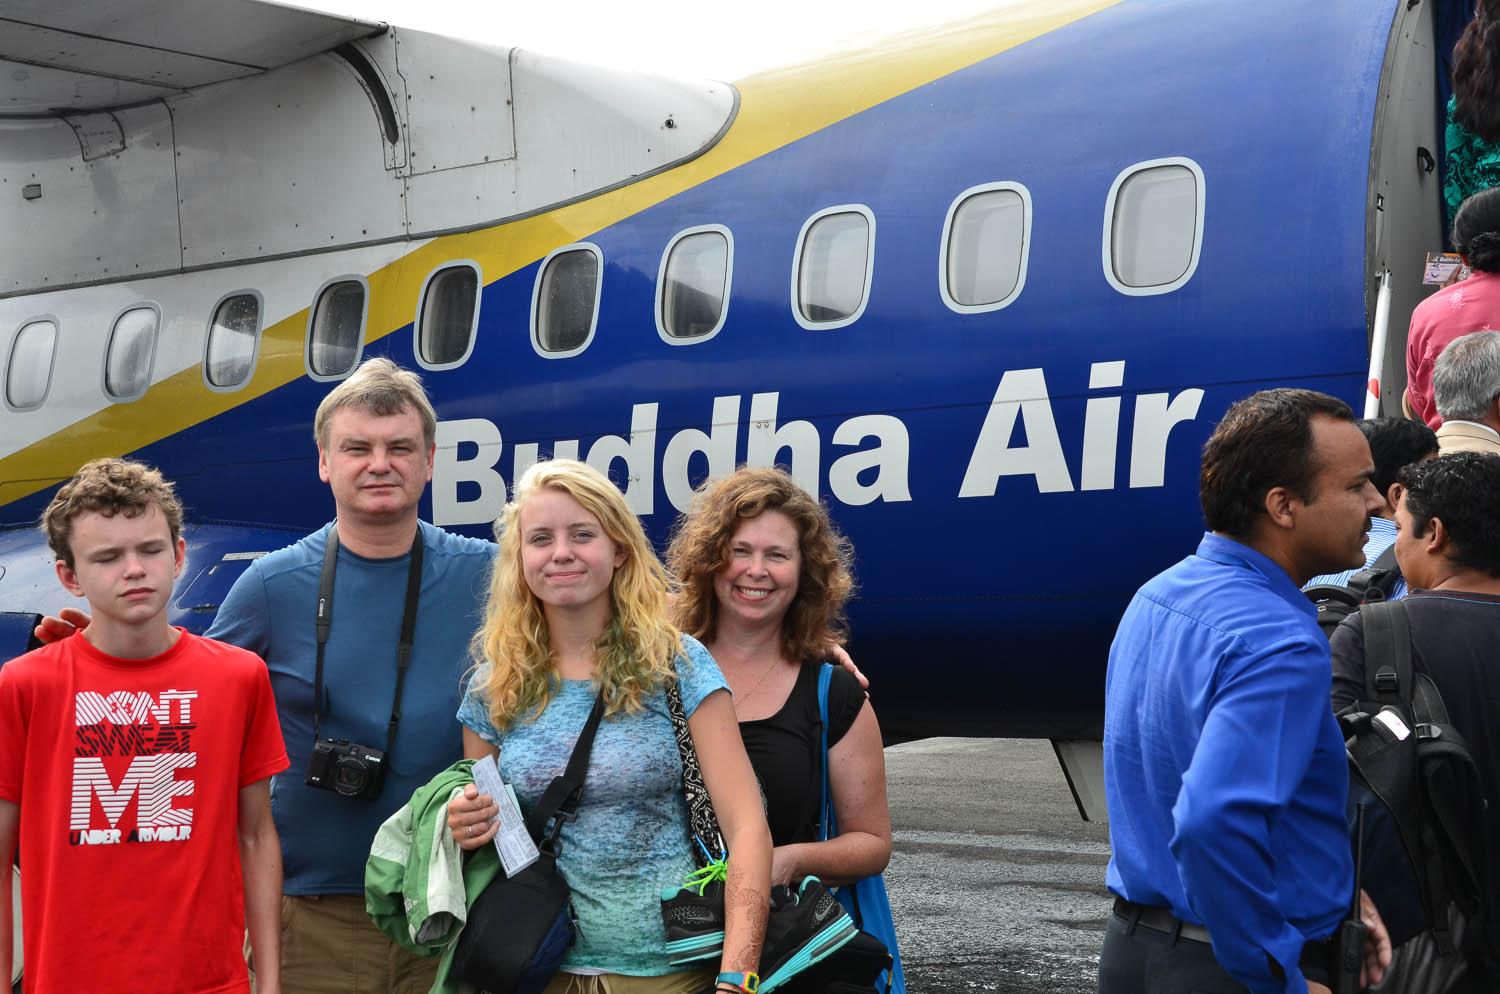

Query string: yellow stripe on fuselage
[1,0,1122,509]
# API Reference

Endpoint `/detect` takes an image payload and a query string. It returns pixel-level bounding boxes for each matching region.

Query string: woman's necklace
[737,656,783,700]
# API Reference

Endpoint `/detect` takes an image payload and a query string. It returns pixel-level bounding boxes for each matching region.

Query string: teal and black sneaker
[759,876,859,992]
[661,860,727,966]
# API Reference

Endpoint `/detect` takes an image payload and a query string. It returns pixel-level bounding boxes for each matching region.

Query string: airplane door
[1368,0,1445,413]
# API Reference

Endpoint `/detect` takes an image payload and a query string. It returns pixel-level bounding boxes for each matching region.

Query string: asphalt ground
[883,737,1112,994]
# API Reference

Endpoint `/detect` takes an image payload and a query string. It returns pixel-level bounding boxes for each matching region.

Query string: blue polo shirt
[1103,532,1351,994]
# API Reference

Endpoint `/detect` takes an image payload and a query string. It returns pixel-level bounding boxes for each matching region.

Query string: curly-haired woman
[667,468,891,952]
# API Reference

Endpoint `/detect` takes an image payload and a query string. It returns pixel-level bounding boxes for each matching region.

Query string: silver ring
[468,824,477,838]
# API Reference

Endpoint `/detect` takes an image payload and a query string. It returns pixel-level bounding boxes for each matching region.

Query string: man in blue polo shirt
[206,358,494,994]
[1099,388,1392,994]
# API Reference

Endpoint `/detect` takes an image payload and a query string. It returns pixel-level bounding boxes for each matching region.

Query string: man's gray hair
[1434,331,1500,423]
[313,357,438,449]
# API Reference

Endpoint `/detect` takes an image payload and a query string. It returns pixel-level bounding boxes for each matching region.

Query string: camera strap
[311,523,425,760]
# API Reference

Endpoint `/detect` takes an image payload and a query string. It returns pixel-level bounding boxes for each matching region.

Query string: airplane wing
[0,0,384,115]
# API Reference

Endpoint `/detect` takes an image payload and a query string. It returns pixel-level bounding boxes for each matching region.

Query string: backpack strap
[1345,600,1428,917]
[1360,599,1413,709]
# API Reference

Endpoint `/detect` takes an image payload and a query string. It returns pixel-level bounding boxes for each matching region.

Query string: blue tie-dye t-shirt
[456,634,727,976]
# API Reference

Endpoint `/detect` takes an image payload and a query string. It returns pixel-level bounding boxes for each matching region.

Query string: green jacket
[365,758,502,994]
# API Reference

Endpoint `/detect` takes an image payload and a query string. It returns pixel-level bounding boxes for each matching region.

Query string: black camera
[305,738,387,801]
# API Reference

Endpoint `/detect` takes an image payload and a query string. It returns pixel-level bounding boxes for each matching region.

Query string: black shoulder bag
[450,692,606,994]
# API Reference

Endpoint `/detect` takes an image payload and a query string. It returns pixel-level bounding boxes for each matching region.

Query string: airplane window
[418,264,480,367]
[794,207,874,330]
[309,280,367,377]
[658,227,731,343]
[942,185,1030,312]
[205,294,262,388]
[6,319,57,410]
[104,306,159,400]
[1105,159,1204,294]
[533,246,601,357]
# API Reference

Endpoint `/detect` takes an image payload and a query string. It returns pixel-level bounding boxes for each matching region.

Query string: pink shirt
[1407,269,1500,428]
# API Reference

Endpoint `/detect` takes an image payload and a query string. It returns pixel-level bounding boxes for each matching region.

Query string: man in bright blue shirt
[1305,417,1438,599]
[1100,389,1392,994]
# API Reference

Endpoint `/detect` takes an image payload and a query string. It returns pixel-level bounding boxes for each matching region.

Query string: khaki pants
[274,893,441,994]
[541,969,715,994]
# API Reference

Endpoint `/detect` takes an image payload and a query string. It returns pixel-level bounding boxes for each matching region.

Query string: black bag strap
[1304,583,1364,608]
[1344,599,1426,914]
[1360,599,1413,708]
[524,692,606,854]
[312,523,424,758]
[665,675,726,865]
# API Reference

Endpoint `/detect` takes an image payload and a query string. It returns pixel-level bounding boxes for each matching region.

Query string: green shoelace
[683,837,729,895]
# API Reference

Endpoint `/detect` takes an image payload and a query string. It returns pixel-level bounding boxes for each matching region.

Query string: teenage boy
[0,458,288,994]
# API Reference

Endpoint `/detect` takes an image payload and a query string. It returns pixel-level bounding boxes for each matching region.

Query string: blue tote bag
[817,664,906,994]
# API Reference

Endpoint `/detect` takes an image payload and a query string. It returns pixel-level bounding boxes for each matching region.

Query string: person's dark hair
[1200,388,1355,537]
[1398,451,1500,577]
[1452,186,1500,273]
[1357,417,1438,497]
[1452,7,1500,143]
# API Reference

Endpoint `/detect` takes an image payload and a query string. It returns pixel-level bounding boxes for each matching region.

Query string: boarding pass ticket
[472,754,540,875]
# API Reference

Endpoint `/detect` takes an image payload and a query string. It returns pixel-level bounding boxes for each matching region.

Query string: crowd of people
[1097,30,1500,985]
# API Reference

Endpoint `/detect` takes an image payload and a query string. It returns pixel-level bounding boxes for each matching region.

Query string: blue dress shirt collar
[1194,532,1316,621]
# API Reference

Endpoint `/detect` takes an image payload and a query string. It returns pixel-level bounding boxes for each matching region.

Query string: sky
[284,0,1009,80]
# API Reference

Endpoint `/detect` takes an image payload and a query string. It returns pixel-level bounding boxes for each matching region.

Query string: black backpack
[1338,600,1492,993]
[1306,544,1402,640]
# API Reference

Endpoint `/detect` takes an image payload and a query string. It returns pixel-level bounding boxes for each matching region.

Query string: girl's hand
[447,783,500,850]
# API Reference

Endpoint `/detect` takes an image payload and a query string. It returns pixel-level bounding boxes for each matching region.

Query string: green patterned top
[1446,95,1500,225]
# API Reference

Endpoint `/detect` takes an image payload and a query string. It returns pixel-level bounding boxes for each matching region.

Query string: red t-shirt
[0,630,288,994]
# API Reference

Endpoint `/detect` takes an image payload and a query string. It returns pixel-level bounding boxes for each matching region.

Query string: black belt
[1113,897,1211,943]
[1112,898,1337,978]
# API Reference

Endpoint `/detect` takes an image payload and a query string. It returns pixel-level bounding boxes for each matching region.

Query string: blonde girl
[447,460,770,994]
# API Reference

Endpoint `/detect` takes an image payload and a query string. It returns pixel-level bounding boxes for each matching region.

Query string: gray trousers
[1097,911,1253,994]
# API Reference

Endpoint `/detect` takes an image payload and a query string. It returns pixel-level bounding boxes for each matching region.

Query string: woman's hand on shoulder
[825,643,868,690]
[448,783,500,851]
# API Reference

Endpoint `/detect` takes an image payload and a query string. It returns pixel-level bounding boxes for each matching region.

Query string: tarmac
[883,737,1111,994]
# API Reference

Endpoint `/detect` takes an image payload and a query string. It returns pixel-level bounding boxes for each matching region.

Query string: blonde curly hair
[470,459,682,729]
[667,467,854,663]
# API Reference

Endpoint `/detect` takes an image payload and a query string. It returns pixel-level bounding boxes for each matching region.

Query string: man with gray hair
[208,357,494,993]
[1433,330,1500,456]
